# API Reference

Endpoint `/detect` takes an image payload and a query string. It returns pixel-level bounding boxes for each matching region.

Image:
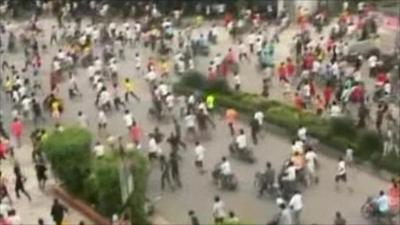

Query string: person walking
[160,155,172,191]
[194,141,206,174]
[34,156,48,190]
[9,118,23,149]
[188,210,200,225]
[334,211,346,225]
[170,151,182,188]
[225,108,237,136]
[212,196,226,224]
[13,162,31,201]
[51,198,68,225]
[123,78,140,102]
[250,117,260,145]
[288,190,303,224]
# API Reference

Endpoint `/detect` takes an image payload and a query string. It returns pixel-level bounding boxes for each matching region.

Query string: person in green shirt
[225,211,240,225]
[206,94,215,113]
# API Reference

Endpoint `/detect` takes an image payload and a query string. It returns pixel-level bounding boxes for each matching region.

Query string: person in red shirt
[130,121,141,146]
[323,85,333,108]
[294,93,304,112]
[309,80,316,96]
[388,178,400,212]
[303,52,314,70]
[0,139,7,160]
[375,72,387,86]
[286,57,295,77]
[208,67,216,80]
[10,118,23,149]
[350,83,364,103]
[225,48,236,65]
[277,62,288,83]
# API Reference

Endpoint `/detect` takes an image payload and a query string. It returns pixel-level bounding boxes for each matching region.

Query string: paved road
[0,18,396,224]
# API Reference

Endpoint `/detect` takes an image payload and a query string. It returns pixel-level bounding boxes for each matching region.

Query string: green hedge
[173,72,397,174]
[41,127,92,195]
[41,127,150,224]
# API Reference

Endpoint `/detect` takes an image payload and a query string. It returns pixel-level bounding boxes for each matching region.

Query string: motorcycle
[360,197,395,225]
[211,164,238,191]
[228,141,256,164]
[254,171,281,199]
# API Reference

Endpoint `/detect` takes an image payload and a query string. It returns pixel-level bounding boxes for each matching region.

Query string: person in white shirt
[21,96,31,119]
[77,111,89,128]
[165,93,175,111]
[282,161,296,182]
[305,147,318,185]
[289,191,303,224]
[330,101,342,117]
[235,129,247,151]
[254,111,264,126]
[297,126,307,142]
[247,32,256,53]
[148,135,161,160]
[93,141,105,157]
[194,141,205,173]
[123,109,134,127]
[184,112,196,140]
[335,157,352,192]
[219,157,232,176]
[291,139,304,155]
[233,72,241,91]
[145,69,157,83]
[368,55,378,77]
[98,110,107,132]
[212,196,226,223]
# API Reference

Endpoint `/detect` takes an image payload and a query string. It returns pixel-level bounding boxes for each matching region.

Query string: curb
[51,185,111,225]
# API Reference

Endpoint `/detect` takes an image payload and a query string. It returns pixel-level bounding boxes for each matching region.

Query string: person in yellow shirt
[160,59,169,78]
[123,78,141,102]
[3,76,12,100]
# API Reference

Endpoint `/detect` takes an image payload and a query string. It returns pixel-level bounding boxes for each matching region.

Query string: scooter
[211,164,238,191]
[228,141,256,164]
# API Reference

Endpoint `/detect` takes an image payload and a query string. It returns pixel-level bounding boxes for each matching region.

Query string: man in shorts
[335,157,352,192]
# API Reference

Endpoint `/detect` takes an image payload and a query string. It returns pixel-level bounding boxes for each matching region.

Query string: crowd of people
[0,0,399,224]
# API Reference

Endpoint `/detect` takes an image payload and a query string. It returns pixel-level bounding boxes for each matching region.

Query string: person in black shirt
[250,117,260,145]
[14,163,31,201]
[160,155,172,191]
[35,156,47,190]
[51,198,68,225]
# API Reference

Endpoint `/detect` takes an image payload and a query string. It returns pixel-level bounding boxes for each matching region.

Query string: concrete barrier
[51,185,111,225]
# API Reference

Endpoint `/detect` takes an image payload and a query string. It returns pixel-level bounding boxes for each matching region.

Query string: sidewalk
[0,145,89,224]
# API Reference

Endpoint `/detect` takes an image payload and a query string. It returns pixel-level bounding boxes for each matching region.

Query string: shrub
[41,127,92,195]
[356,130,383,159]
[328,117,357,139]
[86,155,122,217]
[265,107,300,133]
[180,71,207,90]
[126,151,150,225]
[41,127,150,225]
[205,78,232,94]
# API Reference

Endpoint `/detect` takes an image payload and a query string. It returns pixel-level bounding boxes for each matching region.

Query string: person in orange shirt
[291,151,305,171]
[314,94,324,115]
[225,108,238,136]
